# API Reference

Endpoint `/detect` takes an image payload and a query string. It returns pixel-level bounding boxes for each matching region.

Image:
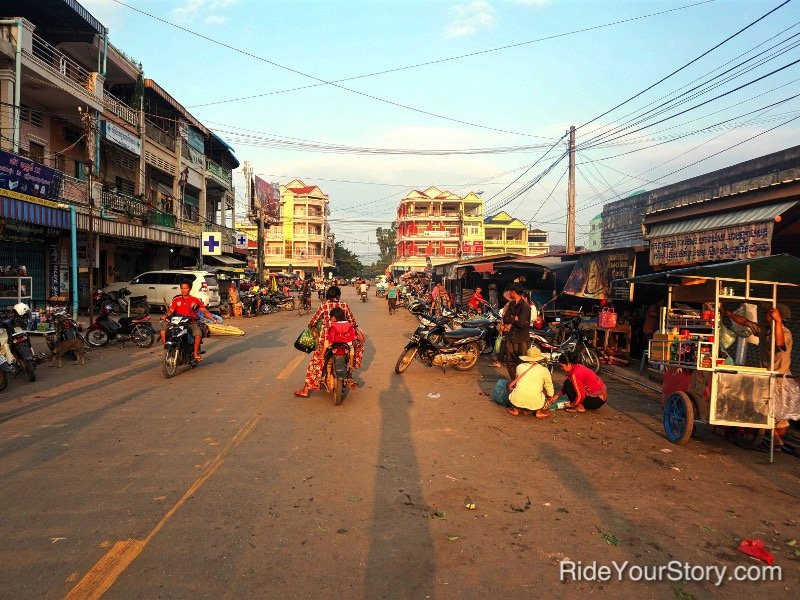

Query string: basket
[598,307,618,329]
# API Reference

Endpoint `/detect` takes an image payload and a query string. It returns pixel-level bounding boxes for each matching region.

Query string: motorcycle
[265,291,295,311]
[162,316,204,378]
[530,315,600,372]
[322,342,352,405]
[394,314,483,373]
[45,312,89,357]
[456,307,502,355]
[360,289,368,303]
[94,287,149,316]
[86,304,155,348]
[240,292,259,317]
[0,309,37,383]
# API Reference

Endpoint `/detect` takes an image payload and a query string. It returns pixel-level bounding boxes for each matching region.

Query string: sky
[80,0,800,260]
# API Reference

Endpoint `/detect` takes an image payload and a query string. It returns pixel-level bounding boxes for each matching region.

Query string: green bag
[494,333,504,355]
[294,327,317,354]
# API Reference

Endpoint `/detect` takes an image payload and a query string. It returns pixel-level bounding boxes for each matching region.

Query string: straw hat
[519,346,546,362]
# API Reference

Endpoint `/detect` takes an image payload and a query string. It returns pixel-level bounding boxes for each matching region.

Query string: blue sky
[82,0,800,259]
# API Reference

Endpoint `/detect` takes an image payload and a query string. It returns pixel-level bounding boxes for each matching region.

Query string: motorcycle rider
[358,279,368,300]
[159,280,215,361]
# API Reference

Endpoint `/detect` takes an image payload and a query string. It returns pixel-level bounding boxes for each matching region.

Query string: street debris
[464,497,476,510]
[427,393,441,399]
[510,496,532,513]
[596,528,621,546]
[738,538,774,564]
[446,535,460,541]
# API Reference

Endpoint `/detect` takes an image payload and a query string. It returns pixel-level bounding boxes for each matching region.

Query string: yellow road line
[64,355,302,600]
[277,353,306,380]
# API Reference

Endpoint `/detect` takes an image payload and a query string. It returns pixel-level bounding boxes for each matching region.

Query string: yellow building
[483,211,528,255]
[239,179,334,279]
[393,186,484,271]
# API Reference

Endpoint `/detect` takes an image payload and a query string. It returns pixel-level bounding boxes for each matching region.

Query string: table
[579,322,632,358]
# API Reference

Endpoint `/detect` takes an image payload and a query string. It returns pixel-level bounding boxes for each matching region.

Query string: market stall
[625,254,800,462]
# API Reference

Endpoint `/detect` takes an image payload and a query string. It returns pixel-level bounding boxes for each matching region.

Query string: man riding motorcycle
[159,280,215,361]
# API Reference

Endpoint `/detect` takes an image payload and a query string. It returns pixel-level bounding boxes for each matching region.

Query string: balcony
[25,30,101,101]
[103,91,139,128]
[101,190,147,217]
[205,158,232,189]
[60,174,89,206]
[145,120,176,152]
[147,211,176,228]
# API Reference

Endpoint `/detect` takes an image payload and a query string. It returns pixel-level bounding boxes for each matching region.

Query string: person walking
[386,280,398,314]
[295,286,364,398]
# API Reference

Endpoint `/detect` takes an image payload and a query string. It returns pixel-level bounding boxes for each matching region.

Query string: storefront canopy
[621,254,800,286]
[647,200,798,237]
[205,254,246,267]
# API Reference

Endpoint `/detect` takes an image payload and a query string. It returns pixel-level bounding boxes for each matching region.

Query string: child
[326,306,356,374]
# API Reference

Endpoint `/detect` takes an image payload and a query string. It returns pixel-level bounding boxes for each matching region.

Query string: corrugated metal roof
[623,254,800,286]
[648,200,797,237]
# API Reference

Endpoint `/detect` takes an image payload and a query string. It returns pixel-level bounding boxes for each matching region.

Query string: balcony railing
[27,31,99,98]
[205,158,232,189]
[101,190,147,217]
[145,120,176,152]
[103,91,139,128]
[60,174,90,206]
[147,211,176,228]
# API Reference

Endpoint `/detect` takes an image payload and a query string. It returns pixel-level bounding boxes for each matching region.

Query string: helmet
[13,302,30,316]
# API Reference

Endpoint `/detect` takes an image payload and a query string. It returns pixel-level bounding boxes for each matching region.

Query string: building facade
[585,214,602,251]
[393,187,484,271]
[0,1,242,309]
[483,211,528,256]
[527,228,550,256]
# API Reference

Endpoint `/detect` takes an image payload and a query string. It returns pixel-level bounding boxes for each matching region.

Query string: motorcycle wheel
[579,345,601,372]
[454,342,480,371]
[163,347,179,378]
[24,358,36,382]
[394,347,418,374]
[87,329,109,347]
[133,325,155,348]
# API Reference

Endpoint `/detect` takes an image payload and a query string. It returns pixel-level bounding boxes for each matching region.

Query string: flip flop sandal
[535,411,550,419]
[505,407,521,416]
[294,389,310,398]
[565,406,585,413]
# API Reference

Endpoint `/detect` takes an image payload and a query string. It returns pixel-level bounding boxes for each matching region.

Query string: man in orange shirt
[160,280,215,361]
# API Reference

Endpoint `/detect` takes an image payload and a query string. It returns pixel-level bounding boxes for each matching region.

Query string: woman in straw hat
[505,346,555,419]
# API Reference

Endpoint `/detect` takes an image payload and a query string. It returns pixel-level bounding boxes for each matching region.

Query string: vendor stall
[626,254,800,462]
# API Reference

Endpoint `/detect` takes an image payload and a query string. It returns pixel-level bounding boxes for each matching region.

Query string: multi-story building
[239,179,335,279]
[527,228,550,256]
[585,214,603,251]
[393,186,484,271]
[0,2,242,309]
[483,211,528,256]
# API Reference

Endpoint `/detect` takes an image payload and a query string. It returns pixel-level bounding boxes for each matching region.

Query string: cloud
[172,0,237,25]
[445,1,495,38]
[512,0,549,6]
[79,0,125,31]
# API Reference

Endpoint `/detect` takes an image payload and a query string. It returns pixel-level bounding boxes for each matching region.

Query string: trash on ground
[660,448,673,453]
[427,393,441,399]
[737,538,774,564]
[464,497,476,510]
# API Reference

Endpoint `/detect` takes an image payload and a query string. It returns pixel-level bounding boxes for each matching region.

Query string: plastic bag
[773,376,800,421]
[491,378,510,406]
[494,333,504,355]
[718,324,737,350]
[598,307,618,328]
[294,327,317,354]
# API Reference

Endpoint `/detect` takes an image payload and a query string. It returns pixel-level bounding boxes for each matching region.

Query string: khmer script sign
[649,222,772,266]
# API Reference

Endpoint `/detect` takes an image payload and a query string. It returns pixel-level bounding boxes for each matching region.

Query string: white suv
[104,270,221,311]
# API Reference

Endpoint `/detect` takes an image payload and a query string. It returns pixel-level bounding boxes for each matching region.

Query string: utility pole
[566,125,576,254]
[244,161,264,281]
[457,207,464,260]
[79,107,96,323]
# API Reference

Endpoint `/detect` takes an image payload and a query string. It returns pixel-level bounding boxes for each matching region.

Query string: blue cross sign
[201,231,222,256]
[235,230,249,249]
[237,234,247,245]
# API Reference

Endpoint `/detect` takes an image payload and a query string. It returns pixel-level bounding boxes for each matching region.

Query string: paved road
[1,289,798,599]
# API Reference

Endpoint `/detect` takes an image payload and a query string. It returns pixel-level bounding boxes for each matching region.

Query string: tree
[375,224,396,264]
[334,241,364,279]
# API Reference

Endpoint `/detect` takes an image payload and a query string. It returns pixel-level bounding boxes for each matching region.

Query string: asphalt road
[1,289,798,599]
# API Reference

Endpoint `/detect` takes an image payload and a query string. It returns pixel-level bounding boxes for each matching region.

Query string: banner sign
[461,240,484,256]
[422,229,449,238]
[101,120,141,156]
[649,223,772,266]
[235,230,248,249]
[564,249,635,300]
[201,231,223,256]
[254,176,280,221]
[0,149,62,205]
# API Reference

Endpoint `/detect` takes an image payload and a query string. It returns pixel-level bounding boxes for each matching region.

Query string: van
[103,270,221,311]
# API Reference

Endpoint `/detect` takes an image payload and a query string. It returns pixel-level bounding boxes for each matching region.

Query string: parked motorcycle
[86,304,155,348]
[0,304,37,382]
[240,292,259,317]
[45,312,89,357]
[93,287,149,316]
[457,307,502,355]
[395,314,483,373]
[266,291,295,311]
[530,315,600,372]
[162,316,203,378]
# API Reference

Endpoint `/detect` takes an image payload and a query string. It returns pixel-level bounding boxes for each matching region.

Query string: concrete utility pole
[79,106,96,323]
[566,125,576,254]
[243,161,263,281]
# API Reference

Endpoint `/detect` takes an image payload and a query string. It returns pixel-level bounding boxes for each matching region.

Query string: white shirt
[509,362,555,411]
[359,283,368,293]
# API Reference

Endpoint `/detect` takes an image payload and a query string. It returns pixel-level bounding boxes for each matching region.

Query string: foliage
[334,241,364,279]
[375,223,396,264]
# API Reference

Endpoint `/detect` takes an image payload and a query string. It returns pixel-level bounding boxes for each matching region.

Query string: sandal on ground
[193,355,203,362]
[565,405,586,413]
[505,407,521,416]
[535,410,550,419]
[294,388,310,398]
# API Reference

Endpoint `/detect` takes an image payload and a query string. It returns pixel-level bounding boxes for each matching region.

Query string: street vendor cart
[626,255,800,462]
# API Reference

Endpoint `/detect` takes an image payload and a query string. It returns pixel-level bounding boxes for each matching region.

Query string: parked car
[103,270,221,311]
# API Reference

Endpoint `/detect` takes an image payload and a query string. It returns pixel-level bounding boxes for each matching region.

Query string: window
[159,273,181,285]
[65,126,82,144]
[28,142,45,162]
[75,161,88,181]
[20,105,44,128]
[114,151,136,171]
[115,177,135,196]
[134,273,160,284]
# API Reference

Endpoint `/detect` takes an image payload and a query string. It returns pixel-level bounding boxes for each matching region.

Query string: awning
[206,254,247,267]
[0,195,70,229]
[473,263,495,273]
[647,200,797,237]
[622,254,800,286]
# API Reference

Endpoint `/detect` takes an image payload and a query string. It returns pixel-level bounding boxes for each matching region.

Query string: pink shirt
[568,364,606,403]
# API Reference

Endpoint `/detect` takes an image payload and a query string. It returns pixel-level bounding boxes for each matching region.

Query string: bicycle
[298,294,312,316]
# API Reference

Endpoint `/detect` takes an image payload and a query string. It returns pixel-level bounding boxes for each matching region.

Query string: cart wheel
[732,428,765,450]
[663,391,694,444]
